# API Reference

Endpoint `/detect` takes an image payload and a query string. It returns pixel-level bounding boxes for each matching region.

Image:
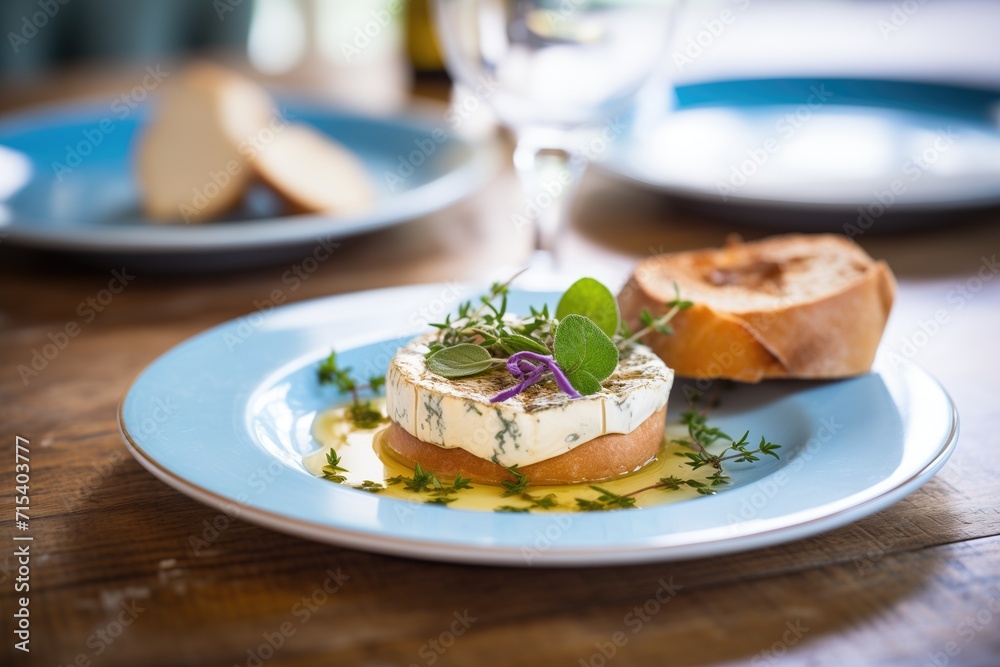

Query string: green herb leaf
[492,457,530,497]
[318,351,356,393]
[575,498,607,511]
[589,485,637,509]
[401,463,438,492]
[498,332,551,356]
[616,282,694,350]
[321,448,348,483]
[556,277,621,337]
[451,473,473,492]
[347,401,385,430]
[353,480,385,493]
[317,349,387,428]
[552,314,619,395]
[523,493,559,509]
[667,281,695,310]
[426,343,495,378]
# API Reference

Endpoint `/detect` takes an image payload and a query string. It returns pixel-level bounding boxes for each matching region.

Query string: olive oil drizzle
[304,399,726,513]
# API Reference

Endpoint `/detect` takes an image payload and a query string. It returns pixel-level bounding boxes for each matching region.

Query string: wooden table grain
[2,93,1000,667]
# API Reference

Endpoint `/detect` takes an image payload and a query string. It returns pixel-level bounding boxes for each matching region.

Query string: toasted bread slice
[137,62,274,223]
[381,406,667,486]
[252,124,375,215]
[618,234,896,381]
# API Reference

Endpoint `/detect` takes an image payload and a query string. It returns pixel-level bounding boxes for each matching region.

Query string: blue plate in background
[0,97,498,264]
[604,78,1000,221]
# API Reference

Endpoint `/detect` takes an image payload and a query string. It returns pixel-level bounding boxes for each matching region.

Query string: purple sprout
[489,351,581,403]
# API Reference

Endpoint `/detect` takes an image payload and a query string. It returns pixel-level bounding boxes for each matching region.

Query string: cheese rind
[385,333,673,468]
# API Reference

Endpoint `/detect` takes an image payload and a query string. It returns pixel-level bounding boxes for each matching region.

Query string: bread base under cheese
[381,406,667,486]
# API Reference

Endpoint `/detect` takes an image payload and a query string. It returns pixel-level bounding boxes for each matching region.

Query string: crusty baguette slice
[136,62,274,223]
[381,406,666,486]
[252,124,375,215]
[618,234,896,382]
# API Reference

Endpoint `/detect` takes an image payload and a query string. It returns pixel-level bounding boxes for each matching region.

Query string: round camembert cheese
[385,333,674,468]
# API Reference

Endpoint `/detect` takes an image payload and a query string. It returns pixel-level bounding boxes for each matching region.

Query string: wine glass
[433,0,683,268]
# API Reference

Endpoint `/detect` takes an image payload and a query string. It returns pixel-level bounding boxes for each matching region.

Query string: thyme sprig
[674,410,782,471]
[616,282,693,350]
[354,480,385,493]
[496,505,530,513]
[493,458,530,497]
[575,486,636,511]
[385,462,437,492]
[320,449,348,483]
[494,493,560,513]
[385,464,474,505]
[427,273,558,362]
[317,351,386,429]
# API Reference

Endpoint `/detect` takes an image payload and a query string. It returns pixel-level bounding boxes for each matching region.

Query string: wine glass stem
[512,129,586,266]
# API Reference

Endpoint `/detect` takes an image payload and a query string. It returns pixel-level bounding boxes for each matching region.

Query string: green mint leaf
[552,314,619,396]
[498,332,550,356]
[426,343,494,378]
[556,277,620,338]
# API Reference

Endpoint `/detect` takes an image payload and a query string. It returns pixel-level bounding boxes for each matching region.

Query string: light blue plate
[0,97,497,261]
[119,285,958,566]
[604,78,1000,221]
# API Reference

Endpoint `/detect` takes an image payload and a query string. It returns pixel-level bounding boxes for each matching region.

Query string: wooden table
[2,96,1000,667]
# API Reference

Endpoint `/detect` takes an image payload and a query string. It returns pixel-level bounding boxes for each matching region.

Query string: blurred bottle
[406,0,445,74]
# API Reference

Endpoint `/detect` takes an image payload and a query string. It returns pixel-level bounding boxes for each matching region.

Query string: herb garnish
[424,275,693,402]
[493,458,530,497]
[320,448,348,483]
[426,343,499,379]
[354,480,385,493]
[555,277,620,337]
[495,493,561,512]
[489,351,579,403]
[500,469,529,497]
[318,351,387,429]
[386,462,437,492]
[318,403,780,511]
[674,410,782,471]
[551,314,619,396]
[428,272,533,351]
[524,493,559,509]
[616,282,694,350]
[575,486,636,511]
[384,464,474,505]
